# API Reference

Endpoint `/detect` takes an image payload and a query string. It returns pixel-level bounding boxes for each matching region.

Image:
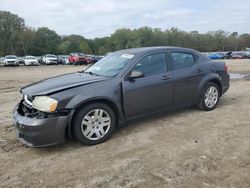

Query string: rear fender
[196,73,222,101]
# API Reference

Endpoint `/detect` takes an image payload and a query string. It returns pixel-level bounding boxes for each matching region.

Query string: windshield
[5,56,17,59]
[85,52,135,77]
[47,55,56,58]
[25,56,36,59]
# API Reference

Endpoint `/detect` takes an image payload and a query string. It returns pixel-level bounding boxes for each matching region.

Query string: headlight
[32,96,58,112]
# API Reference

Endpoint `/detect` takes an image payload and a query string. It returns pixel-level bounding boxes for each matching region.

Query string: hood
[5,58,17,61]
[21,72,109,96]
[25,59,38,62]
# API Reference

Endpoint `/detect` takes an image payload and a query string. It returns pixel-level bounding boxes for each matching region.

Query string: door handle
[161,75,171,80]
[196,68,204,73]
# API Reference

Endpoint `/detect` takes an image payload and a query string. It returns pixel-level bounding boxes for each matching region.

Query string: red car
[69,53,90,65]
[85,55,95,64]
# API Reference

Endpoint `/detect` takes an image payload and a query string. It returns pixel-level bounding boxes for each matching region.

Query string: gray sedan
[13,47,230,147]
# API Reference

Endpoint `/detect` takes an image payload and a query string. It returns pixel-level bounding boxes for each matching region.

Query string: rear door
[168,50,206,106]
[122,52,174,119]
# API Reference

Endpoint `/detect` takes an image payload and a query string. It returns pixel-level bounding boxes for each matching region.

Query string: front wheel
[73,103,116,145]
[197,82,220,111]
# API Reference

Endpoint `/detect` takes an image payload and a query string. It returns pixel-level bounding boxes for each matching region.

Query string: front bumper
[46,60,58,64]
[5,61,17,65]
[26,62,39,65]
[13,105,69,147]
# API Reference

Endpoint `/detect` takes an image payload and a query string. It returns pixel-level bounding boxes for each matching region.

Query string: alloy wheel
[204,86,219,108]
[81,109,111,140]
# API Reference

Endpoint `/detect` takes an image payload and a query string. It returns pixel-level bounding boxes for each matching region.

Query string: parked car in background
[60,55,70,65]
[13,46,230,147]
[91,55,103,63]
[106,52,112,56]
[217,52,225,59]
[0,57,4,64]
[57,55,64,64]
[17,57,25,65]
[4,55,19,66]
[69,53,89,65]
[42,54,58,65]
[231,52,244,59]
[224,51,232,59]
[85,55,95,64]
[244,51,250,58]
[57,55,70,64]
[24,56,40,66]
[208,53,224,60]
[37,56,43,64]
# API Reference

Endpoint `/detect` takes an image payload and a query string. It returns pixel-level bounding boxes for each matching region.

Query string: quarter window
[132,53,167,77]
[170,52,195,70]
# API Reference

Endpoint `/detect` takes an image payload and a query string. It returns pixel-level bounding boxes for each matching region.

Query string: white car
[42,54,58,65]
[62,55,70,64]
[24,56,40,66]
[4,55,19,66]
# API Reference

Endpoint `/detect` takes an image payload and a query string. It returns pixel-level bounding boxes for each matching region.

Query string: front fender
[65,95,125,139]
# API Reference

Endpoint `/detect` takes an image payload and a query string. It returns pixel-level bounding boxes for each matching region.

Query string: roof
[116,46,200,55]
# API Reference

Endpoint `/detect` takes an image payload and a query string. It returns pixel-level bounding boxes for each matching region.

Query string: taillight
[224,64,228,72]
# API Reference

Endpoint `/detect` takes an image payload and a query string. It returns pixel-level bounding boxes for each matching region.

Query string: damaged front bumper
[13,103,70,147]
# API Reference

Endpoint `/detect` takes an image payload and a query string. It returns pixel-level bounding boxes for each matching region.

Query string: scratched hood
[21,72,109,96]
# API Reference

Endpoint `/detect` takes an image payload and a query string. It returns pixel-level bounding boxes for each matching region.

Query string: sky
[0,0,250,39]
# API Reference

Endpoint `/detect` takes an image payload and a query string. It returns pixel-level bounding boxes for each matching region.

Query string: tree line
[0,10,250,56]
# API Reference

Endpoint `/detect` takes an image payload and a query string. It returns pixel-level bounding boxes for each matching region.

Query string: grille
[19,95,38,117]
[24,95,33,107]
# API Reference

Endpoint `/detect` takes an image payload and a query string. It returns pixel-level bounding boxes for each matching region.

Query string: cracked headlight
[32,96,58,112]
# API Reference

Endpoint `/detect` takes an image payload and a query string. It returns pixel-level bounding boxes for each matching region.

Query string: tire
[73,103,116,145]
[197,82,220,111]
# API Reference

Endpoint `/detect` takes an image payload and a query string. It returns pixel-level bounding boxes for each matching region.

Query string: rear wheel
[198,82,220,111]
[73,103,116,145]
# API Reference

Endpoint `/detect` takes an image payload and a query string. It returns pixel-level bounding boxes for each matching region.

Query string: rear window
[170,52,196,70]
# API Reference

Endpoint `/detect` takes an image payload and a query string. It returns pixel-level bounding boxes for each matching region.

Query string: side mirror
[127,71,144,81]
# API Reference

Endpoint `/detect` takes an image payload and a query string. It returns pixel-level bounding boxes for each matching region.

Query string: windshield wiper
[84,71,101,76]
[78,70,84,73]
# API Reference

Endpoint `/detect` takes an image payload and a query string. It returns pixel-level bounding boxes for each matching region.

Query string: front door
[122,52,174,119]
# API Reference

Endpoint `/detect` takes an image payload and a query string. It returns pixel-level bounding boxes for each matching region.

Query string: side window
[132,53,167,77]
[170,52,195,70]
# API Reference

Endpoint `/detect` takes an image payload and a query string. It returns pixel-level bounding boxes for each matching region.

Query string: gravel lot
[0,60,250,187]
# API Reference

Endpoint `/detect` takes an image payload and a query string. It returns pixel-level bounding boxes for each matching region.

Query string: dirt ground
[0,59,250,188]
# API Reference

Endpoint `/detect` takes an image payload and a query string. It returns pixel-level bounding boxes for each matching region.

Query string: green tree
[79,40,92,54]
[20,27,36,55]
[32,27,61,55]
[0,11,25,55]
[58,41,71,54]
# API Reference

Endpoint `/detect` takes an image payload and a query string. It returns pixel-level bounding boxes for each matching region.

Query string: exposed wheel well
[208,79,222,96]
[67,99,120,139]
